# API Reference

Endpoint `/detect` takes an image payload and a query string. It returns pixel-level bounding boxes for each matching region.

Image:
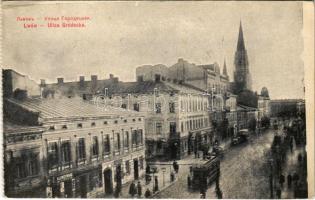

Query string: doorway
[169,141,179,159]
[79,175,87,198]
[133,159,139,180]
[64,180,72,198]
[103,169,113,195]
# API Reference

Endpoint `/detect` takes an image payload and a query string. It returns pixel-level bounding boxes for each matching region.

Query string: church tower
[233,21,252,94]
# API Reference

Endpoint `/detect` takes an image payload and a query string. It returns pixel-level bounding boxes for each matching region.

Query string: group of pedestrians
[128,180,152,198]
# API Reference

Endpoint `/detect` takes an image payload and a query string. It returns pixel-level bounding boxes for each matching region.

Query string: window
[138,118,142,121]
[125,160,130,175]
[61,140,71,164]
[29,154,39,176]
[155,74,161,82]
[62,125,67,129]
[155,103,162,113]
[115,133,121,151]
[133,103,140,112]
[181,122,184,132]
[124,131,129,148]
[121,104,127,109]
[137,75,144,82]
[137,129,143,145]
[156,122,162,135]
[49,126,55,131]
[92,136,99,157]
[124,119,127,123]
[169,102,175,113]
[139,156,144,170]
[48,142,58,169]
[16,162,27,178]
[77,123,83,128]
[91,122,96,127]
[104,135,110,155]
[139,129,143,145]
[114,120,118,124]
[104,121,108,125]
[78,138,86,161]
[132,130,137,146]
[170,122,176,134]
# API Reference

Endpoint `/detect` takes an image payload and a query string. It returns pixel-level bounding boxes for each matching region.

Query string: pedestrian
[287,173,292,188]
[146,165,151,174]
[290,137,294,152]
[175,163,179,174]
[293,172,299,186]
[216,188,223,199]
[298,153,302,164]
[144,188,151,198]
[172,160,177,172]
[137,181,142,198]
[276,188,282,199]
[187,175,191,188]
[154,176,159,192]
[129,181,137,198]
[279,174,285,187]
[114,184,120,198]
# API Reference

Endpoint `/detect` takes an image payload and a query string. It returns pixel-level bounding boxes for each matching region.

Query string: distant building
[268,99,305,118]
[258,95,270,118]
[232,21,252,94]
[3,69,41,98]
[41,74,120,99]
[3,70,146,198]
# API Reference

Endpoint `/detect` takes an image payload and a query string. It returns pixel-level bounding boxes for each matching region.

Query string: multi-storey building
[3,70,146,198]
[100,74,212,160]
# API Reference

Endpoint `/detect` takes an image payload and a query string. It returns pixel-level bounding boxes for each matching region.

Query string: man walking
[129,181,137,198]
[137,181,142,198]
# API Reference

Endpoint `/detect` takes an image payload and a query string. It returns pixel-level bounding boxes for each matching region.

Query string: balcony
[169,132,180,140]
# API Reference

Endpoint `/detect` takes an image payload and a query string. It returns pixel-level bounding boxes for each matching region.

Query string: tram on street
[189,155,220,190]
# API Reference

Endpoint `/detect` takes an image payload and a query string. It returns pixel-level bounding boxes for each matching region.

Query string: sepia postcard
[1,1,314,199]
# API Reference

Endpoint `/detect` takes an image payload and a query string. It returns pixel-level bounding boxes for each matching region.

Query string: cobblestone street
[155,129,276,199]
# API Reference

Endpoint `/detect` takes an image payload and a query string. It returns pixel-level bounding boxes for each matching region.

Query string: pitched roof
[101,81,205,95]
[237,21,246,51]
[237,104,258,112]
[5,97,143,122]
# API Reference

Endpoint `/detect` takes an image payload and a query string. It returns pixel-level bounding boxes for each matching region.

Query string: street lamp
[161,167,166,187]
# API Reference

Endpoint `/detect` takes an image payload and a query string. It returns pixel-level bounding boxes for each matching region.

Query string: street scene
[2,1,309,199]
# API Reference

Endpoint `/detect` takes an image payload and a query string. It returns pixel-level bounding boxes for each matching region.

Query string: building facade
[3,70,146,198]
[100,74,212,160]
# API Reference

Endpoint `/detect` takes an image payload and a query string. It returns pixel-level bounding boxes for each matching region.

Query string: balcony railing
[169,132,180,140]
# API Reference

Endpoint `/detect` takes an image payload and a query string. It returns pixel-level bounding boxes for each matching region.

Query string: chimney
[57,78,64,84]
[40,79,46,87]
[109,74,114,79]
[91,75,97,89]
[79,76,85,88]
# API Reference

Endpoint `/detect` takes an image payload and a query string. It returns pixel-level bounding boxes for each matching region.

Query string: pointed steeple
[223,58,228,76]
[237,21,246,51]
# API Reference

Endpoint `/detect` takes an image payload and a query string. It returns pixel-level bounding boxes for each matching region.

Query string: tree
[248,117,257,131]
[237,90,258,108]
[261,116,271,128]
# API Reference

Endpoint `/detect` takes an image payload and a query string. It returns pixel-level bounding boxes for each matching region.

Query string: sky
[2,1,304,99]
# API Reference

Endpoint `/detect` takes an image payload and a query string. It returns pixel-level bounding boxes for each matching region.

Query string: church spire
[223,58,228,76]
[237,21,246,51]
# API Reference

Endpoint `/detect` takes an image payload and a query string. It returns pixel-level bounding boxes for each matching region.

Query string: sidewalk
[274,141,307,198]
[119,164,177,198]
